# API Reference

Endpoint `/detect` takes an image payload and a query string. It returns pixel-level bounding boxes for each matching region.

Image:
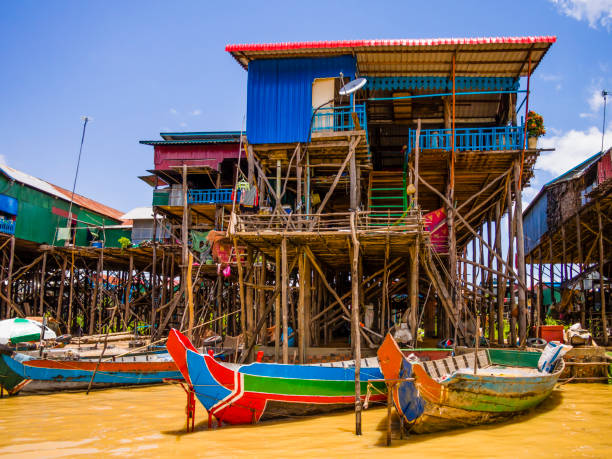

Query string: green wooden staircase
[367,171,407,224]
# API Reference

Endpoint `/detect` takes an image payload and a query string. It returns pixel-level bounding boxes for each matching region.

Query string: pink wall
[154,143,242,171]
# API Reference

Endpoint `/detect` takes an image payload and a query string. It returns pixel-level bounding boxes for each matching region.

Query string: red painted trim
[24,359,177,372]
[226,36,557,53]
[52,207,76,219]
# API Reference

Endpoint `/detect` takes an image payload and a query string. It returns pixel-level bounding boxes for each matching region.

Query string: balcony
[408,125,526,152]
[188,188,239,205]
[311,104,367,135]
[0,219,15,235]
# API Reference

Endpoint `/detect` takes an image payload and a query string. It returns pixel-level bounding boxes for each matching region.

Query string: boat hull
[378,334,563,433]
[1,351,181,394]
[167,329,387,425]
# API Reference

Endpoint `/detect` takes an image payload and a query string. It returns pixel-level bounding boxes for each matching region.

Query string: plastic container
[538,325,564,343]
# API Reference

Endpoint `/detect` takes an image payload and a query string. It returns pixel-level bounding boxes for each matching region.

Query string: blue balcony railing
[0,219,16,235]
[312,104,367,135]
[408,125,525,152]
[188,188,239,205]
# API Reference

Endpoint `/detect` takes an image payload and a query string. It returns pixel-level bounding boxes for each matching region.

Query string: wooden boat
[167,328,389,424]
[377,334,564,433]
[0,346,181,395]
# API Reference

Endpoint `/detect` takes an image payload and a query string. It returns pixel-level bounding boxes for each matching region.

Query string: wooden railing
[228,210,422,234]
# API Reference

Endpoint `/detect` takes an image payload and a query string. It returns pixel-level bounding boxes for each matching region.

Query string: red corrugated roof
[50,184,127,223]
[226,36,556,52]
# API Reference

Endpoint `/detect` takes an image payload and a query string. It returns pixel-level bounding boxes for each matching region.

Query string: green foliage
[526,110,546,138]
[118,237,131,249]
[544,316,562,326]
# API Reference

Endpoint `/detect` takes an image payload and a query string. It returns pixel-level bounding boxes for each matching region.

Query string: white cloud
[579,112,595,118]
[169,108,178,115]
[538,125,611,175]
[539,73,562,82]
[190,109,202,116]
[588,87,606,111]
[0,154,7,165]
[549,0,612,29]
[179,122,187,128]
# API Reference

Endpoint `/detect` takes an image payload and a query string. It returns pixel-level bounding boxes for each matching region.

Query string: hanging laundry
[57,227,71,241]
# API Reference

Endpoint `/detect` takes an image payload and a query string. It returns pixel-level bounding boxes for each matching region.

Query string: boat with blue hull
[377,334,565,433]
[0,347,181,394]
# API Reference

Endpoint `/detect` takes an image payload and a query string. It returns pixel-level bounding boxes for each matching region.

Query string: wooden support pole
[38,251,47,316]
[576,213,585,327]
[234,238,247,347]
[549,237,555,311]
[281,237,289,364]
[246,247,254,360]
[414,119,421,205]
[89,251,101,335]
[56,256,67,321]
[596,201,608,345]
[506,179,516,347]
[350,212,362,436]
[297,249,306,364]
[513,161,527,345]
[125,254,134,330]
[409,239,419,339]
[537,246,543,335]
[67,252,74,333]
[187,252,194,340]
[181,163,189,333]
[495,201,503,345]
[275,247,281,362]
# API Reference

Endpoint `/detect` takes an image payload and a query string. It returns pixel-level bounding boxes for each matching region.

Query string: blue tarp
[246,56,356,144]
[0,194,18,216]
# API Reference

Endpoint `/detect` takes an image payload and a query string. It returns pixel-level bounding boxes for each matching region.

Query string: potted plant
[526,110,545,149]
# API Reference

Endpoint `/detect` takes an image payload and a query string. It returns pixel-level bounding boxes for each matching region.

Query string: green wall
[0,175,126,248]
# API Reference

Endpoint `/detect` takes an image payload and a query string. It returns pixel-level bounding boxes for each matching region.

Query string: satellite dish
[339,77,367,96]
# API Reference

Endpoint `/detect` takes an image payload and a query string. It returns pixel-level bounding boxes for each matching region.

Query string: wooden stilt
[513,161,527,345]
[350,212,362,436]
[275,247,281,362]
[281,237,289,364]
[596,201,608,345]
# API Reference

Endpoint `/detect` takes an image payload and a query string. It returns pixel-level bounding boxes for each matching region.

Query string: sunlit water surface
[1,383,611,458]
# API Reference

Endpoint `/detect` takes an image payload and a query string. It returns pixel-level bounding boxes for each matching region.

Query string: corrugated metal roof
[0,165,125,222]
[140,139,239,145]
[226,36,556,77]
[159,131,242,141]
[121,207,154,220]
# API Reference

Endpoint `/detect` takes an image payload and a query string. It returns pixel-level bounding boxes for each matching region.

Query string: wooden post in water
[275,247,281,362]
[281,237,289,364]
[596,201,608,345]
[386,383,392,446]
[513,161,527,345]
[350,212,362,435]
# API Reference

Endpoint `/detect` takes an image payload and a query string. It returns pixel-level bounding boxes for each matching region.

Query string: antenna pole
[602,90,609,152]
[65,116,89,246]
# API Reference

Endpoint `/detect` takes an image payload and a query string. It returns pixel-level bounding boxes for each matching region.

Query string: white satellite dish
[339,77,367,96]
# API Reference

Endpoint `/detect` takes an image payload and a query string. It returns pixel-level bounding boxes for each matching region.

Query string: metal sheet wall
[246,55,356,144]
[523,192,548,254]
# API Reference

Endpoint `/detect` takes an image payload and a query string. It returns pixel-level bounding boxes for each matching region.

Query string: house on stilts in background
[523,148,611,345]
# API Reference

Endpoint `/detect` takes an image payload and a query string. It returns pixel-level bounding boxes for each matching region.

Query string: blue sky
[1,0,611,213]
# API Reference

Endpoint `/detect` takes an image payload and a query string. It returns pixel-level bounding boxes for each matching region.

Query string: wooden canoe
[0,347,181,394]
[166,328,390,425]
[377,334,564,433]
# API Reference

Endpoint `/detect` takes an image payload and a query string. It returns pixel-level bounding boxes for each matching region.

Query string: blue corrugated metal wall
[523,192,548,254]
[246,56,356,144]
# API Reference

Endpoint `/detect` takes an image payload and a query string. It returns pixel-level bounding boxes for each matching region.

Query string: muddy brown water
[1,384,610,458]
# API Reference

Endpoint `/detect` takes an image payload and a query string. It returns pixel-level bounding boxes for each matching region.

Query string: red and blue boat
[377,334,565,433]
[0,346,181,395]
[167,328,391,425]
